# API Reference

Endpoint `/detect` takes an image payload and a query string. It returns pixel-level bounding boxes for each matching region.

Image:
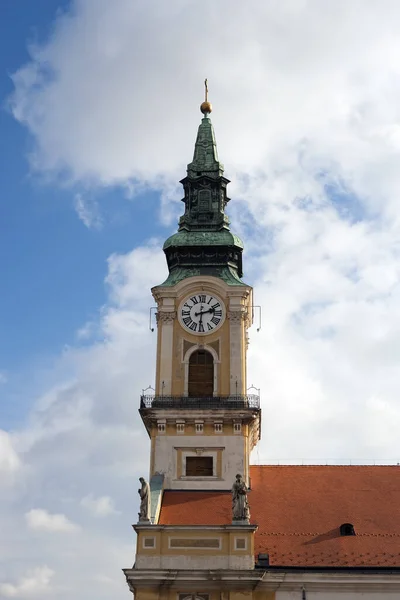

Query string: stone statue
[138,477,151,522]
[232,473,250,522]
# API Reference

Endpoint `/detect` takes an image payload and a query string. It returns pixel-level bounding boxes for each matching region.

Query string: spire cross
[200,79,212,116]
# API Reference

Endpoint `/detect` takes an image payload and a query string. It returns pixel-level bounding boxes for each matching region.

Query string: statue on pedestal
[138,477,151,522]
[232,473,250,522]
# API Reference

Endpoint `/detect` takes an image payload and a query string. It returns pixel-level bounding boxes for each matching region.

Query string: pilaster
[156,309,176,395]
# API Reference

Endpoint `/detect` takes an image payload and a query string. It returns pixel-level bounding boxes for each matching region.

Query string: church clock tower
[125,86,261,596]
[141,88,260,493]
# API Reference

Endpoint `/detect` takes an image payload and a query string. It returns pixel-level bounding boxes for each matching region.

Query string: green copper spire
[187,114,224,179]
[178,90,231,233]
[161,84,245,287]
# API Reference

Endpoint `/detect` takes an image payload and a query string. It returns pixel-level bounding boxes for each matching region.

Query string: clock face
[178,292,225,334]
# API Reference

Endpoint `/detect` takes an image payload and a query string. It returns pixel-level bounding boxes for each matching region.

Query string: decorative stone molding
[169,537,221,549]
[234,537,247,550]
[176,422,185,434]
[195,423,204,434]
[142,536,155,548]
[228,309,248,324]
[157,419,166,434]
[233,421,242,434]
[156,311,176,324]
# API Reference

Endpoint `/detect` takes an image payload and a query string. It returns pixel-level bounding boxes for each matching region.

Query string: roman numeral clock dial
[178,293,225,335]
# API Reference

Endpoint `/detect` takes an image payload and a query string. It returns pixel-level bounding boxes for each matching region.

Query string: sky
[2,0,400,597]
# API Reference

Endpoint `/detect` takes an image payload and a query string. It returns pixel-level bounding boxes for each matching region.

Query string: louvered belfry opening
[188,349,214,397]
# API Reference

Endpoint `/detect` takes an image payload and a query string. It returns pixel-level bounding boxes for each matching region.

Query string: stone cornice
[124,568,400,592]
[226,287,252,298]
[139,408,260,422]
[133,524,257,532]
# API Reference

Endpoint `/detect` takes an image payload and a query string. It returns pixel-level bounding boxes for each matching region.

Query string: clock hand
[198,307,215,316]
[195,305,216,317]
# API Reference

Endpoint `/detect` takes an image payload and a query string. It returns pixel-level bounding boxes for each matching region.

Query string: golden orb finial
[200,78,212,115]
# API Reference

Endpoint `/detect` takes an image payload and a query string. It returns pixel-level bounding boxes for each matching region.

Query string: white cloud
[8,0,400,217]
[0,431,20,474]
[25,509,79,533]
[105,243,165,309]
[0,371,8,384]
[92,574,116,584]
[5,0,400,598]
[0,244,162,599]
[81,494,118,517]
[76,321,97,341]
[73,193,102,229]
[0,566,54,598]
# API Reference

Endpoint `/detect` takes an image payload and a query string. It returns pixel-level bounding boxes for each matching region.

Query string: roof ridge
[163,489,230,493]
[259,532,400,537]
[250,464,400,468]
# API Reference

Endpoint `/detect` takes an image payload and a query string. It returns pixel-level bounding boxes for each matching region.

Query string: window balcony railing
[140,394,260,410]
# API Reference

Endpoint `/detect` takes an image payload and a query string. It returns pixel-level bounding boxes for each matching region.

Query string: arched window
[188,349,214,397]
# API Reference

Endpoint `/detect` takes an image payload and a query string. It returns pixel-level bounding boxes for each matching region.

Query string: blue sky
[3,1,400,598]
[0,1,169,427]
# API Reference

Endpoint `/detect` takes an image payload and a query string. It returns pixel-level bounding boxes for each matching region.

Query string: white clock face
[178,292,225,334]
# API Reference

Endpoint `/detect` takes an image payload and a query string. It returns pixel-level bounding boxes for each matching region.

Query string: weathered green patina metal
[178,115,231,233]
[163,230,243,251]
[161,109,245,286]
[187,115,224,180]
[160,265,245,287]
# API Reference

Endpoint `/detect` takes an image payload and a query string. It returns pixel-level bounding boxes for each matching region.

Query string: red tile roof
[159,465,400,568]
